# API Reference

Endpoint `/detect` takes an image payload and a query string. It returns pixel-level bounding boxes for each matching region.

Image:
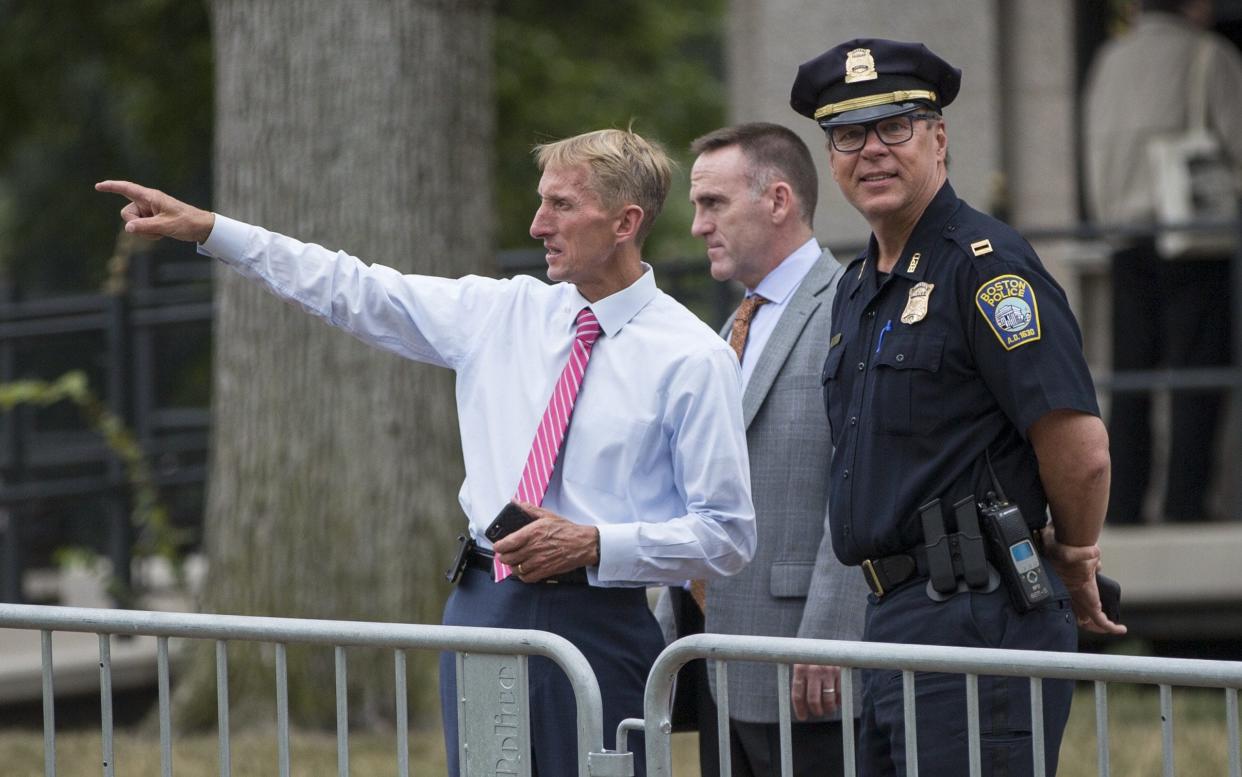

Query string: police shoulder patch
[975,274,1040,350]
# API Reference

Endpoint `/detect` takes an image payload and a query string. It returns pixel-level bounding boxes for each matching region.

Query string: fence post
[103,291,132,605]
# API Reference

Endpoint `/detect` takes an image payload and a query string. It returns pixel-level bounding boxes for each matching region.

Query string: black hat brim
[817,101,933,129]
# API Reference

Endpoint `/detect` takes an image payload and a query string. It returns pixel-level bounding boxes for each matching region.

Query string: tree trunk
[178,0,493,729]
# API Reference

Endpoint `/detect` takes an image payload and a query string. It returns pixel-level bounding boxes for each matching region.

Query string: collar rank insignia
[901,282,934,324]
[970,239,993,256]
[975,274,1040,350]
[845,48,878,83]
[906,252,921,273]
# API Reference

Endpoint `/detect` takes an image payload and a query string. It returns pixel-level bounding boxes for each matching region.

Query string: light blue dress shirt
[739,237,822,390]
[200,215,756,586]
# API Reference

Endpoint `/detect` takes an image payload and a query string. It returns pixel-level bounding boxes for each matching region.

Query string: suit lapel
[739,252,843,428]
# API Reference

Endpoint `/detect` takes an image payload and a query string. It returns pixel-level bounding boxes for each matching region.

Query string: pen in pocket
[875,319,893,353]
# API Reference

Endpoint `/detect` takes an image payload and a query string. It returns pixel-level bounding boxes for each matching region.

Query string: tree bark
[179,0,493,729]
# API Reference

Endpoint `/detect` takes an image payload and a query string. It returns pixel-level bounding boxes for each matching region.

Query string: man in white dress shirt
[97,127,755,777]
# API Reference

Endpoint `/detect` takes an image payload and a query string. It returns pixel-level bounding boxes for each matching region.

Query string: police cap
[790,38,962,129]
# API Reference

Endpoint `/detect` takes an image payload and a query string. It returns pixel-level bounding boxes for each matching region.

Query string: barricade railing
[632,633,1242,777]
[0,603,628,777]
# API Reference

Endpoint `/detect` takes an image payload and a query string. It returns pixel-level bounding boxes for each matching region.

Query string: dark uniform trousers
[440,565,665,777]
[857,574,1077,777]
[1107,239,1232,524]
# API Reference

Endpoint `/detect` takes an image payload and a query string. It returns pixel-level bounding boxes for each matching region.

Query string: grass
[0,729,442,777]
[1056,683,1239,777]
[0,685,1236,776]
[0,725,706,777]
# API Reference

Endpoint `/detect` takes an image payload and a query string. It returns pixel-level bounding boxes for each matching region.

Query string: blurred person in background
[1083,0,1242,524]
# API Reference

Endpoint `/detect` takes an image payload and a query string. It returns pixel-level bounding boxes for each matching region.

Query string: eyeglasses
[825,113,940,153]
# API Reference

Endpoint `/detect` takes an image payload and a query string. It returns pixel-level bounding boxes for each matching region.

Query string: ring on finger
[517,563,524,575]
[821,688,836,695]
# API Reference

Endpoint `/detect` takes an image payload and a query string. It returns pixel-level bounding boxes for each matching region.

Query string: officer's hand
[791,663,841,720]
[1041,528,1127,636]
[95,180,215,244]
[492,503,598,583]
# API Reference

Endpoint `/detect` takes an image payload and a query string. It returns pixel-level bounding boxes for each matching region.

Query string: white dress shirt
[738,238,822,389]
[200,215,756,586]
[1084,12,1242,228]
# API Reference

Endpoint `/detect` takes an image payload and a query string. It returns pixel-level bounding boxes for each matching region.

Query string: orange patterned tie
[728,294,769,361]
[690,294,768,610]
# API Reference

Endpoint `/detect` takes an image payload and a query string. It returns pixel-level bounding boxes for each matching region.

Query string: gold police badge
[901,282,934,324]
[845,48,878,83]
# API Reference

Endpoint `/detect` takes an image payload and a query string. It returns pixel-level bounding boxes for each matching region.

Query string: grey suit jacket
[706,249,869,723]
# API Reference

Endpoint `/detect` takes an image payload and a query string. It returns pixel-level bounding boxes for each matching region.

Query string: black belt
[462,545,589,585]
[861,545,930,598]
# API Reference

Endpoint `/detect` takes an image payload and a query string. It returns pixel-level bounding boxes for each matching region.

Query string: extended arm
[1028,409,1126,635]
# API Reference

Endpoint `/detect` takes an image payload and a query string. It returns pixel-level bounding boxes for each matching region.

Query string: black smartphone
[484,502,536,543]
[1096,574,1122,623]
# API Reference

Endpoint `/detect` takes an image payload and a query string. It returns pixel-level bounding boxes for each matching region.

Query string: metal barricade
[633,633,1242,777]
[0,603,630,777]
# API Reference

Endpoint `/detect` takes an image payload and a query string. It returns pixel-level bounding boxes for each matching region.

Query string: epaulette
[942,211,1026,268]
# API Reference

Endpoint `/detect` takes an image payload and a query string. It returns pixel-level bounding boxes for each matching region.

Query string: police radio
[977,448,1051,612]
[978,495,1050,613]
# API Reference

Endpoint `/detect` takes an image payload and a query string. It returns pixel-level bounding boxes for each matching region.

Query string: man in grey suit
[681,122,869,777]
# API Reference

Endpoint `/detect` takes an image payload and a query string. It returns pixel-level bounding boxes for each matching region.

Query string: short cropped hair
[690,122,818,227]
[534,128,674,247]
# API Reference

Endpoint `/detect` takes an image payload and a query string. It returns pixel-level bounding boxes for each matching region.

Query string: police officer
[789,39,1127,776]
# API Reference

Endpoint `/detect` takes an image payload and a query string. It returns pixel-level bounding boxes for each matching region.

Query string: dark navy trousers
[440,566,664,777]
[856,573,1077,777]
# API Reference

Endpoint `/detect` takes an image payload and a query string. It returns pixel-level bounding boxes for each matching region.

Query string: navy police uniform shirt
[822,182,1100,566]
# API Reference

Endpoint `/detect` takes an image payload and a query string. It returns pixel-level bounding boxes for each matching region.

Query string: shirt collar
[890,181,959,282]
[568,263,659,337]
[846,181,959,300]
[751,238,821,303]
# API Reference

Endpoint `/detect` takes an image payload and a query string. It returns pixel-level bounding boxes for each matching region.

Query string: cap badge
[901,282,934,325]
[844,48,878,83]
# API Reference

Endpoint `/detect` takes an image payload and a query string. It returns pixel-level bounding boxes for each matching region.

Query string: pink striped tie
[495,308,602,581]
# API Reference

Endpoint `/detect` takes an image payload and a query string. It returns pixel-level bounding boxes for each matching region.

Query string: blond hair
[534,128,674,246]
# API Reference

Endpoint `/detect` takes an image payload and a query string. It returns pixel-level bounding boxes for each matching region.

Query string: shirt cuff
[594,522,637,582]
[197,214,251,260]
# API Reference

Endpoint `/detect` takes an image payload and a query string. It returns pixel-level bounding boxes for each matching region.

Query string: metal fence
[634,633,1242,777]
[5,602,1242,777]
[0,602,632,777]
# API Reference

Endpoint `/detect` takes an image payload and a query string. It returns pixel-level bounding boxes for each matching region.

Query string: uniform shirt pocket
[770,561,815,598]
[820,345,847,443]
[871,331,946,436]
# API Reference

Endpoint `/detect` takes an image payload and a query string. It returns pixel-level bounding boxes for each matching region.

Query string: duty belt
[861,529,1044,598]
